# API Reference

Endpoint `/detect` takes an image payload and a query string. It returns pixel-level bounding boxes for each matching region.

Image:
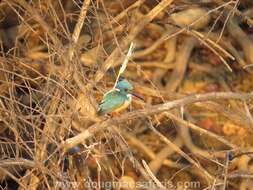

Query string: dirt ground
[0,0,253,189]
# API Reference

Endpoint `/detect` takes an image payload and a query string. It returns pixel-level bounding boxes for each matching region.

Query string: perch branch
[61,92,253,152]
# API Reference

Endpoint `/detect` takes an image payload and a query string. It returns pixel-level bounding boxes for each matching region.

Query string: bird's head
[115,78,143,100]
[115,78,133,93]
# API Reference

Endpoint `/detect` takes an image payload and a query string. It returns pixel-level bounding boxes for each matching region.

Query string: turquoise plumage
[97,89,129,115]
[115,79,133,91]
[97,79,141,115]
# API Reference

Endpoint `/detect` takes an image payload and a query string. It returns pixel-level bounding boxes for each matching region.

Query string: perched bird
[97,79,143,115]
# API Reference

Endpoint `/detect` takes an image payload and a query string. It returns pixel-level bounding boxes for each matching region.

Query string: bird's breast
[113,96,131,113]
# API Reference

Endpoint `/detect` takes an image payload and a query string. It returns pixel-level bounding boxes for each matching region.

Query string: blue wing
[97,90,126,115]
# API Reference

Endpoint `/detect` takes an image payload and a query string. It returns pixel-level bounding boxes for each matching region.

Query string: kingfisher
[97,78,143,115]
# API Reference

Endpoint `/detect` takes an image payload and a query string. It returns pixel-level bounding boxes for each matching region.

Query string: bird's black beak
[130,92,144,101]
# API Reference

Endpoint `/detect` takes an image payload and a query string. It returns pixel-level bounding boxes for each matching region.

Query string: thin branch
[93,0,174,84]
[148,122,215,182]
[61,92,253,152]
[165,112,237,149]
[113,42,135,88]
[69,0,91,61]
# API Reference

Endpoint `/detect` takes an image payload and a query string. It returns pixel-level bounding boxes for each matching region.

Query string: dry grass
[0,0,253,189]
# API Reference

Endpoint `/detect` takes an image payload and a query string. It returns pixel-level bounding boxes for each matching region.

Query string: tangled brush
[0,0,253,189]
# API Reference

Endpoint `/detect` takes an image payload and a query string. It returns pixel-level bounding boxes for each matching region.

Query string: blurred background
[0,0,253,189]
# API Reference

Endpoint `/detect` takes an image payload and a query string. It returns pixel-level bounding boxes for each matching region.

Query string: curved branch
[61,92,253,152]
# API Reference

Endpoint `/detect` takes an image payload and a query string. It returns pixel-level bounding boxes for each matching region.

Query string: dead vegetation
[0,0,253,189]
